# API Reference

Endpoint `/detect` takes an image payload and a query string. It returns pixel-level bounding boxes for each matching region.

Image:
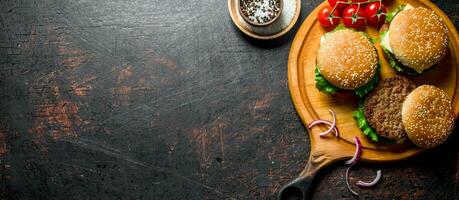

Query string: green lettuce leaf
[321,25,349,41]
[315,64,380,96]
[315,67,339,94]
[323,26,377,43]
[353,103,402,144]
[353,64,380,97]
[379,30,403,73]
[382,45,404,72]
[358,31,378,43]
[386,4,406,23]
[352,104,381,142]
[331,25,348,32]
[370,37,379,44]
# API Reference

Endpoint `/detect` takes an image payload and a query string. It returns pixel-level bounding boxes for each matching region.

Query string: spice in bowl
[238,0,283,26]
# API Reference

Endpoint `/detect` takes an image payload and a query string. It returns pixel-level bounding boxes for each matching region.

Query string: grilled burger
[316,28,379,97]
[380,5,449,75]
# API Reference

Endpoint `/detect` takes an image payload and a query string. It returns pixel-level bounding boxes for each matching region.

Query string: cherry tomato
[365,2,387,26]
[328,0,348,10]
[343,5,366,28]
[318,6,341,28]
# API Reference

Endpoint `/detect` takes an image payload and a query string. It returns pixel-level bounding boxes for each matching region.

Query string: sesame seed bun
[389,7,448,74]
[317,29,378,90]
[402,85,455,148]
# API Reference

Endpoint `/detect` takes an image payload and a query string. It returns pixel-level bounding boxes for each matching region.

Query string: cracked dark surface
[0,0,458,199]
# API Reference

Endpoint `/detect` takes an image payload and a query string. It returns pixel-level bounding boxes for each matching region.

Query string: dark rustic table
[0,0,458,199]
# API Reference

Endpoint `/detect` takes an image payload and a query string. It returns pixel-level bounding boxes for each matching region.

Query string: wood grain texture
[0,0,457,199]
[228,0,301,40]
[290,0,459,158]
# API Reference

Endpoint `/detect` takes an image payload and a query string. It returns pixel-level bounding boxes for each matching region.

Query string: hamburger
[316,27,380,97]
[353,76,455,148]
[402,85,455,148]
[380,5,449,75]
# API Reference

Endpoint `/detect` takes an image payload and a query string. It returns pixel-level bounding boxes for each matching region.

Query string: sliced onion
[345,136,362,165]
[307,109,339,137]
[356,169,382,188]
[308,120,339,137]
[343,136,382,195]
[345,163,359,196]
[307,119,332,129]
[319,109,336,136]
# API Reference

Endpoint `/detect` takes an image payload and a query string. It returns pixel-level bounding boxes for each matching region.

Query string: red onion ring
[345,136,362,165]
[308,120,339,137]
[345,163,359,196]
[343,136,383,195]
[307,109,339,137]
[307,119,332,129]
[357,169,382,188]
[319,109,337,136]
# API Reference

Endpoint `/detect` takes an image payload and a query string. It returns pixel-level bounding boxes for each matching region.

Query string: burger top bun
[317,29,378,90]
[402,85,455,148]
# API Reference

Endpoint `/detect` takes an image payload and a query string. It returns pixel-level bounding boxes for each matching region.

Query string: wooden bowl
[237,0,283,26]
[228,0,301,40]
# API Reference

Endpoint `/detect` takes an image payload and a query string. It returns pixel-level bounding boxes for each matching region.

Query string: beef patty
[364,76,416,140]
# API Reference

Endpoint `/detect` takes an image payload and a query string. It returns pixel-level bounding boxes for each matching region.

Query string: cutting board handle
[278,150,338,200]
[277,171,315,200]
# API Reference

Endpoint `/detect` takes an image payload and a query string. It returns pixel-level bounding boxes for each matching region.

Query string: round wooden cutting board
[279,0,459,199]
